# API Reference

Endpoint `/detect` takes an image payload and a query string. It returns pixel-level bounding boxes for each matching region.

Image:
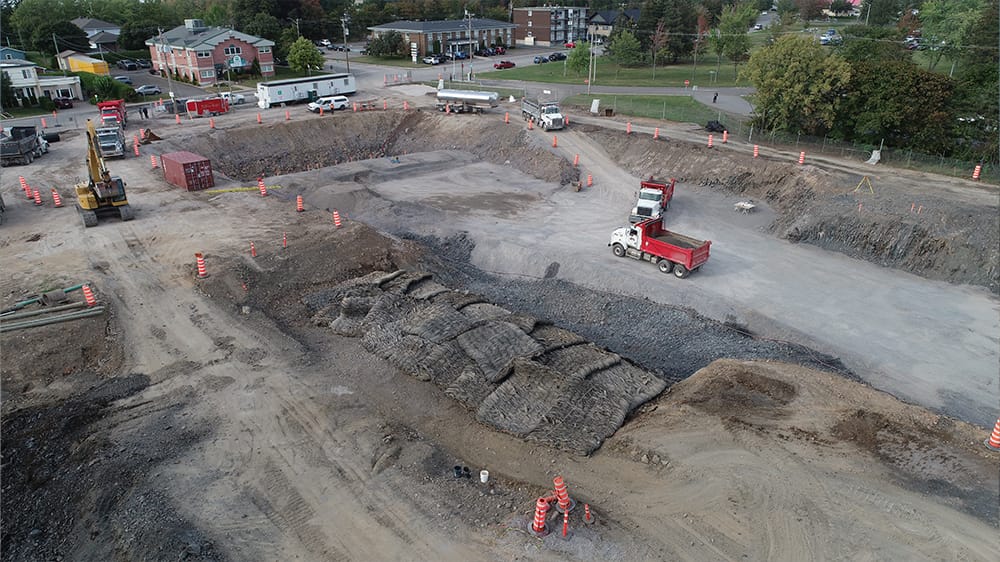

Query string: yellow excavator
[76,119,133,227]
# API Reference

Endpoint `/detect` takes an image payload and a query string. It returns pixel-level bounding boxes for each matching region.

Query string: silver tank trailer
[435,89,499,113]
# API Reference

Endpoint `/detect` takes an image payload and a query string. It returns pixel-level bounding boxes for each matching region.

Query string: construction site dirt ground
[2,98,998,561]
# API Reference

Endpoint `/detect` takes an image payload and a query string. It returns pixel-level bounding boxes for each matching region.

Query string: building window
[258,46,271,53]
[200,69,214,78]
[223,44,241,55]
[197,51,211,58]
[527,21,532,27]
[261,65,273,72]
[21,69,29,78]
[4,54,12,59]
[527,10,532,16]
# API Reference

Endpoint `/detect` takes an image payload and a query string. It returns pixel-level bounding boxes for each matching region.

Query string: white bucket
[480,470,489,483]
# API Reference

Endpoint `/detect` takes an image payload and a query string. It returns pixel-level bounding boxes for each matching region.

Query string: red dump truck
[186,98,229,117]
[97,99,127,128]
[629,177,676,223]
[609,217,711,278]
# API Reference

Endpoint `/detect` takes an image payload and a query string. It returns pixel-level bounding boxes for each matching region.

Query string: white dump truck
[521,98,564,130]
[435,89,499,113]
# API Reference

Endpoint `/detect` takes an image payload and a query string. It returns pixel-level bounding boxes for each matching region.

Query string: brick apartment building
[368,18,516,58]
[512,6,588,47]
[145,19,275,85]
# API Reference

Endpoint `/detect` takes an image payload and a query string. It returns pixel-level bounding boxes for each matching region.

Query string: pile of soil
[182,111,579,187]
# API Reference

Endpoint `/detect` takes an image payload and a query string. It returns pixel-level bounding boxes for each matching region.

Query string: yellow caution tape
[204,185,284,194]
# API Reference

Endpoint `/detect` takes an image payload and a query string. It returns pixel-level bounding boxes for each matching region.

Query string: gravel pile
[306,270,667,454]
[403,232,852,384]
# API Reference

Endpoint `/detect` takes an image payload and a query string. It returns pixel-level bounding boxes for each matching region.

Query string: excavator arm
[84,119,113,186]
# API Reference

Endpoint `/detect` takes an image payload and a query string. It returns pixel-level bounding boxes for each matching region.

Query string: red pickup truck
[609,217,711,278]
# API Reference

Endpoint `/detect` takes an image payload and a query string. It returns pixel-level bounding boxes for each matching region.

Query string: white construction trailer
[256,74,357,109]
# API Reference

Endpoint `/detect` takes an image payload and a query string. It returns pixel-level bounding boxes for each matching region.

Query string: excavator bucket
[139,129,162,144]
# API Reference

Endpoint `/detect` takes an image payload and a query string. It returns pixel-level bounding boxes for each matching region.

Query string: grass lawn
[1,106,53,119]
[349,55,425,69]
[478,57,748,88]
[562,94,723,125]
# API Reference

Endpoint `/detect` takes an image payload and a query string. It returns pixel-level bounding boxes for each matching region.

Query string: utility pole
[290,18,301,37]
[158,28,177,114]
[341,13,351,73]
[465,8,474,80]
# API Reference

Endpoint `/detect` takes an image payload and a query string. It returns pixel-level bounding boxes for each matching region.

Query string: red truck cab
[630,177,675,223]
[609,217,710,278]
[97,99,127,129]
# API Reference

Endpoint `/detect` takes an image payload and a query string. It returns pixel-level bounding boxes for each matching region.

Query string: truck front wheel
[658,260,673,274]
[673,264,690,278]
[611,244,626,258]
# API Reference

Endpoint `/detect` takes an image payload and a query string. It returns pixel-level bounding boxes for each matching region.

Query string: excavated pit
[177,114,998,292]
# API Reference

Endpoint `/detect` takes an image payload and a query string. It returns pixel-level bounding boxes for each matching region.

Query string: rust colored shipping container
[161,151,214,191]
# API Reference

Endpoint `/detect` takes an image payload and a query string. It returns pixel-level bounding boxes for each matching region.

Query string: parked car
[565,42,576,48]
[454,51,468,60]
[493,60,515,69]
[548,52,566,61]
[494,46,506,55]
[52,97,73,109]
[136,59,152,68]
[113,75,133,85]
[219,92,246,104]
[422,55,441,65]
[134,84,161,95]
[307,95,350,112]
[533,55,549,64]
[116,60,138,71]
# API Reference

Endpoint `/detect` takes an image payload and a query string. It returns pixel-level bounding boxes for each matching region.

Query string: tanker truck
[435,89,499,113]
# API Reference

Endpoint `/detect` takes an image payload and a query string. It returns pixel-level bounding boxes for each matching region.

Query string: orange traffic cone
[82,284,98,306]
[296,195,304,212]
[552,135,558,148]
[51,189,63,207]
[986,417,1000,450]
[333,210,343,228]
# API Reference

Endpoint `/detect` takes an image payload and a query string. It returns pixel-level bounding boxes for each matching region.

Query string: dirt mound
[180,111,579,186]
[637,359,999,525]
[0,292,125,417]
[577,126,1000,293]
[1,374,220,561]
[304,269,667,454]
[672,361,796,416]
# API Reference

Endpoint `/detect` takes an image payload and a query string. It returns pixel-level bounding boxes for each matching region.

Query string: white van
[307,95,350,113]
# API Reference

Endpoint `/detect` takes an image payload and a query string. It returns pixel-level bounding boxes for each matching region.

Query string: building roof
[71,17,119,31]
[0,47,26,54]
[0,59,37,68]
[89,31,119,44]
[145,23,275,50]
[590,9,641,25]
[368,18,516,33]
[515,6,588,11]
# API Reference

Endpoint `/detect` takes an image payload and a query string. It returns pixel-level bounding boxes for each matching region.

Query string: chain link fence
[713,114,998,185]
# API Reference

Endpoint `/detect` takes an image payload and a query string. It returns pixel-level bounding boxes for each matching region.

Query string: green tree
[950,0,999,161]
[919,0,985,71]
[835,61,953,152]
[715,3,755,79]
[609,30,644,67]
[795,0,829,27]
[743,35,852,134]
[756,0,773,11]
[287,36,324,73]
[566,41,590,74]
[366,31,405,58]
[776,0,799,24]
[0,72,17,111]
[34,20,90,54]
[244,12,283,42]
[836,25,909,63]
[858,0,901,26]
[829,0,854,14]
[662,0,697,62]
